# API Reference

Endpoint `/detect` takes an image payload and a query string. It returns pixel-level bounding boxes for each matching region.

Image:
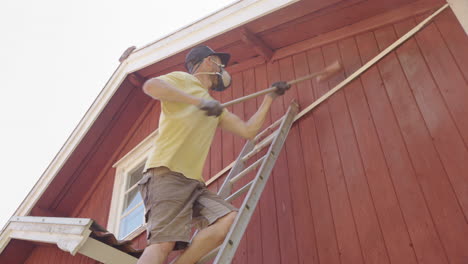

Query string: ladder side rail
[213,102,298,264]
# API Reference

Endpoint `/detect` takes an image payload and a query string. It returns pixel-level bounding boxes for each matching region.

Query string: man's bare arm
[143,78,202,106]
[219,94,275,140]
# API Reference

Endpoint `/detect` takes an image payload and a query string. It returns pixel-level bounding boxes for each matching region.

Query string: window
[108,130,158,240]
[118,163,145,239]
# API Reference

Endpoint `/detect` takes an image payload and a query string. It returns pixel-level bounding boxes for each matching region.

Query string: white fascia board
[7,0,298,229]
[125,0,299,73]
[79,238,138,264]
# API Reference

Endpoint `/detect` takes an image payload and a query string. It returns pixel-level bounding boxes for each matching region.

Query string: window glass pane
[118,204,144,239]
[122,163,145,214]
[119,162,146,239]
[123,189,142,215]
[128,163,145,188]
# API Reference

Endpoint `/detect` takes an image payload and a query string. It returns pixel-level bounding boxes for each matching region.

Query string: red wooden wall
[206,8,468,264]
[22,8,468,264]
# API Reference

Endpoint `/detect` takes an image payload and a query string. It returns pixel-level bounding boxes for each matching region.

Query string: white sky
[0,0,236,229]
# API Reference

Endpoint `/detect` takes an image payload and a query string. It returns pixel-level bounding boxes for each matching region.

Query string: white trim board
[6,0,298,226]
[126,0,299,73]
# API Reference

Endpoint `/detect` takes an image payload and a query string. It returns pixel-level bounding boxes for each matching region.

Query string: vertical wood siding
[23,8,468,264]
[208,9,468,264]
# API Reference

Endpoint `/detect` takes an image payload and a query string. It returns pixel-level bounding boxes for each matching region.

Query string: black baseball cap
[185,45,230,73]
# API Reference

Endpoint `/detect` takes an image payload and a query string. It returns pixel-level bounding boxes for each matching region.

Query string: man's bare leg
[174,211,237,264]
[137,241,175,264]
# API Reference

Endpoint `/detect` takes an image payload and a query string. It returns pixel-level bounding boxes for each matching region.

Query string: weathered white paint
[10,216,92,226]
[0,216,92,255]
[0,216,138,264]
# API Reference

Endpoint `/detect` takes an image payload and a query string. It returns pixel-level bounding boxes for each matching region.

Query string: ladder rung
[253,117,283,142]
[230,156,266,184]
[196,246,220,264]
[241,132,276,162]
[226,180,253,202]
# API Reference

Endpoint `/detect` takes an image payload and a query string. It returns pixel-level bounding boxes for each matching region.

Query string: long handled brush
[221,61,342,107]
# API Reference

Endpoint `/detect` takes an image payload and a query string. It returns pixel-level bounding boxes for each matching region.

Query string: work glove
[198,99,224,117]
[271,81,291,96]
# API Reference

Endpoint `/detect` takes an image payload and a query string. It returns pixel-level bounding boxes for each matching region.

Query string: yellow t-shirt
[143,71,226,182]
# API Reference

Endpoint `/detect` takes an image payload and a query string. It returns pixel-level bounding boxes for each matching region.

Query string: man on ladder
[137,45,290,264]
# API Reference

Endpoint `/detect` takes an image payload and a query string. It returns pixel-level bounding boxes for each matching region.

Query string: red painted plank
[0,240,35,264]
[231,72,246,156]
[229,71,248,264]
[372,23,447,263]
[266,61,299,264]
[242,68,263,264]
[56,249,66,264]
[271,0,444,62]
[357,27,446,263]
[412,17,468,216]
[253,63,282,264]
[375,22,454,263]
[322,42,391,264]
[31,246,46,264]
[24,249,34,264]
[391,18,468,263]
[118,101,159,159]
[262,0,419,50]
[370,25,448,264]
[300,48,341,264]
[279,56,319,264]
[249,0,342,35]
[306,46,364,264]
[343,33,418,264]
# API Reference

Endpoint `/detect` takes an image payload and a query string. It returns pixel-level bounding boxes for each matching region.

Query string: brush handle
[221,62,340,108]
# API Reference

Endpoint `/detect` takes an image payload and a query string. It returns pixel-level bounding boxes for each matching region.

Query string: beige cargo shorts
[138,167,237,250]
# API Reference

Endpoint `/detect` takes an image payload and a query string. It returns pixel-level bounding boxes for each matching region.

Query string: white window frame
[107,129,158,240]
